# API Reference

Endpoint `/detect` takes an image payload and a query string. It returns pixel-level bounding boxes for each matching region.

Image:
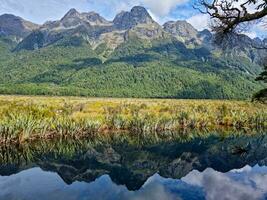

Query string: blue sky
[0,0,265,38]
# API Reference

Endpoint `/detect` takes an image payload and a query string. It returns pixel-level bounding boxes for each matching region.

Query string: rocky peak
[163,20,198,38]
[198,29,213,43]
[60,9,86,28]
[253,37,263,46]
[223,33,253,47]
[113,6,154,30]
[59,9,112,28]
[0,14,20,21]
[198,29,212,37]
[130,6,152,22]
[0,14,39,38]
[62,8,80,20]
[163,20,201,46]
[126,23,166,40]
[81,12,110,26]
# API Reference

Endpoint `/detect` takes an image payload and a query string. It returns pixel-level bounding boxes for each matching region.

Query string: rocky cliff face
[0,14,39,41]
[163,20,201,46]
[113,6,154,30]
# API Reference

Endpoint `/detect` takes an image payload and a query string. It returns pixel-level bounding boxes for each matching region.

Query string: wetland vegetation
[0,95,266,144]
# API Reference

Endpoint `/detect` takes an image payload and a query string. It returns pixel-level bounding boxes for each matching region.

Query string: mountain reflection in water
[1,132,267,200]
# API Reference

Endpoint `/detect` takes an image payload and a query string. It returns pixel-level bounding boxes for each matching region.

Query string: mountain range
[0,6,266,99]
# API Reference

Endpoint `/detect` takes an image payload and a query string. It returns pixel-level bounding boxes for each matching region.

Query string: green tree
[254,61,267,102]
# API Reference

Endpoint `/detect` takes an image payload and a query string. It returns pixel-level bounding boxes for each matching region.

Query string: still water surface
[1,133,267,200]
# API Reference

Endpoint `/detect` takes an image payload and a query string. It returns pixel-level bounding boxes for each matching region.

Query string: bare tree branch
[196,0,267,33]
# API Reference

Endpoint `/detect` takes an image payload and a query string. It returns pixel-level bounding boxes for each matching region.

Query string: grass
[0,95,266,144]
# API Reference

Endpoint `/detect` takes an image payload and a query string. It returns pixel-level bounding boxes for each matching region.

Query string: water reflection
[183,165,267,200]
[1,166,267,200]
[1,133,267,199]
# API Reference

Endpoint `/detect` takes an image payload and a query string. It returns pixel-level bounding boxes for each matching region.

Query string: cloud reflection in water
[0,165,267,200]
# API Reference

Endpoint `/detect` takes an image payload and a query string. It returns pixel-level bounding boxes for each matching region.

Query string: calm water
[1,133,267,200]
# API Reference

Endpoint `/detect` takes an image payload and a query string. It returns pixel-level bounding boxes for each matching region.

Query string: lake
[1,132,267,200]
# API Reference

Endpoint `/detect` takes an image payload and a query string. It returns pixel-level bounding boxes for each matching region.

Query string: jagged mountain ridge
[1,6,265,65]
[14,6,164,51]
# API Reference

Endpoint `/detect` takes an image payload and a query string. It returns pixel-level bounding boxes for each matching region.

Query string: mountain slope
[0,7,265,99]
[0,42,262,99]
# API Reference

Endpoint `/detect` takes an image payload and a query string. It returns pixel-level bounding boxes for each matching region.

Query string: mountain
[163,20,202,46]
[0,7,266,99]
[113,6,154,30]
[0,14,39,41]
[15,8,112,51]
[15,6,166,51]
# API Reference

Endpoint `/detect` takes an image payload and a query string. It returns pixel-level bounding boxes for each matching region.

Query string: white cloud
[186,14,210,31]
[143,0,189,16]
[0,0,92,23]
[147,9,160,22]
[186,13,265,38]
[87,0,189,17]
[83,0,190,23]
[182,166,267,200]
[230,165,252,173]
[0,0,189,24]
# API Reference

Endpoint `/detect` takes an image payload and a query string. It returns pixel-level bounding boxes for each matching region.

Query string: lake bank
[0,95,266,144]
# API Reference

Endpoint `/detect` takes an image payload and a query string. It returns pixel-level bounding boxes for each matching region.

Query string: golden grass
[0,95,266,144]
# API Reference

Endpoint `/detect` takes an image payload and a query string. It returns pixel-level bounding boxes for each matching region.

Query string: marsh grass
[0,95,266,144]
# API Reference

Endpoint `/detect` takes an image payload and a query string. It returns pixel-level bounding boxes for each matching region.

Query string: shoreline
[1,127,266,146]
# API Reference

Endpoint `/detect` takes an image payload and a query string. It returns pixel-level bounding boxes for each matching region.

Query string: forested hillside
[0,6,265,99]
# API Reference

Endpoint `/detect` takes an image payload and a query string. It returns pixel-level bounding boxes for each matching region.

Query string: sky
[0,0,266,38]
